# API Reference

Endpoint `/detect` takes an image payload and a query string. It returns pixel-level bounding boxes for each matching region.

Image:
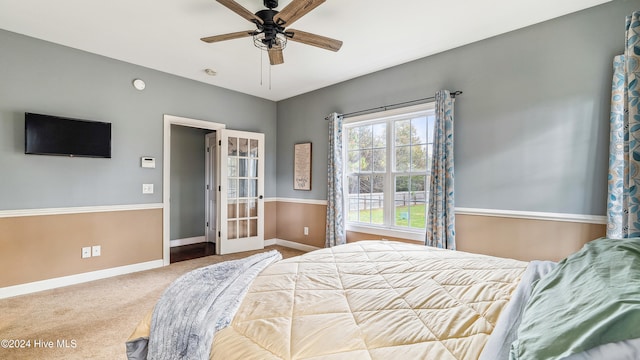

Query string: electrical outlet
[81,247,92,259]
[303,227,309,236]
[142,183,154,194]
[92,245,101,257]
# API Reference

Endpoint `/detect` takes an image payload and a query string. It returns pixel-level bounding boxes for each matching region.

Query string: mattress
[127,240,529,359]
[209,240,526,359]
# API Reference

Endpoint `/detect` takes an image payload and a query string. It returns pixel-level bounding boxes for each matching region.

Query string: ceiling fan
[201,0,343,65]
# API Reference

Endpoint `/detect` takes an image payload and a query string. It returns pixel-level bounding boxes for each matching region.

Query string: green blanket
[510,237,640,360]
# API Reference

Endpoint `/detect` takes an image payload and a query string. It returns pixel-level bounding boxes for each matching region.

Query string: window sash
[343,103,434,232]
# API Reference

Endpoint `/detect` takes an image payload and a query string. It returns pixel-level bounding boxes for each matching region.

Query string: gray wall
[276,0,637,216]
[0,29,277,211]
[170,125,210,240]
[2,0,635,217]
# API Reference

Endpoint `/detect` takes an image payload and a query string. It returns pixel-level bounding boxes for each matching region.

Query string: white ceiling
[0,0,610,101]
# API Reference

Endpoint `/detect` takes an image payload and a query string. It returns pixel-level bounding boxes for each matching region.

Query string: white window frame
[342,102,435,242]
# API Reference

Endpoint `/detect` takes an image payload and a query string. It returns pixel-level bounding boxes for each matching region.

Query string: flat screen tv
[25,112,112,158]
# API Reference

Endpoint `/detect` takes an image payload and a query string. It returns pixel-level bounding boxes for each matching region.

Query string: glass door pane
[218,130,264,255]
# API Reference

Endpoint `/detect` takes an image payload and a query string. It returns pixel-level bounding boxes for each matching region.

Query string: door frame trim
[163,115,226,266]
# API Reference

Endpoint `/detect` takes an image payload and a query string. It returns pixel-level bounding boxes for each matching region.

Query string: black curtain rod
[335,90,463,119]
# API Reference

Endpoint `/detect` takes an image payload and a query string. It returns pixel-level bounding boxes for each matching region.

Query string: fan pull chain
[257,50,273,90]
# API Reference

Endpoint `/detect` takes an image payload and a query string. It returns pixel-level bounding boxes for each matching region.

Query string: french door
[217,129,265,255]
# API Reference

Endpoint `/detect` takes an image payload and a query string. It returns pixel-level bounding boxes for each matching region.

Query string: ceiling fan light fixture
[253,32,287,51]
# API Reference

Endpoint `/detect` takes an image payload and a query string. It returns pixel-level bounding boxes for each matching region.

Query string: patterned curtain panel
[426,90,456,249]
[326,112,346,247]
[607,11,640,239]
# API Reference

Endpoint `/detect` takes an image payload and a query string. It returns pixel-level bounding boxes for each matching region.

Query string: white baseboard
[0,260,164,299]
[170,236,207,247]
[266,238,321,252]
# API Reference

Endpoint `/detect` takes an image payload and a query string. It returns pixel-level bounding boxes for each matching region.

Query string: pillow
[509,237,640,360]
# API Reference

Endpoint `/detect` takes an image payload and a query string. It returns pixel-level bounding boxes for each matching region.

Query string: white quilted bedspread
[210,241,527,360]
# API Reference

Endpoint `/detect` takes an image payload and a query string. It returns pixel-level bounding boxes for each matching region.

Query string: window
[343,103,435,236]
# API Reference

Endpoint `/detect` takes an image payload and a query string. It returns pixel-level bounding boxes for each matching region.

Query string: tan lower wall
[346,231,418,244]
[265,201,276,240]
[456,214,605,261]
[0,201,605,289]
[0,208,162,288]
[276,201,327,248]
[276,201,606,262]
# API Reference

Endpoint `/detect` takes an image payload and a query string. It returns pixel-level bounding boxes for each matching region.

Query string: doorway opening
[163,115,225,265]
[167,126,217,263]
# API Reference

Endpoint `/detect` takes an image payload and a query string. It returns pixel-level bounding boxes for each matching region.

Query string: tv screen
[25,112,112,158]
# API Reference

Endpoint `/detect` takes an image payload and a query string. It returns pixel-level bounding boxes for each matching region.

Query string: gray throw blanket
[126,250,282,360]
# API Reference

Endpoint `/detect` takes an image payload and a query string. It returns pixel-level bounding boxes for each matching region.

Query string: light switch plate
[142,183,154,194]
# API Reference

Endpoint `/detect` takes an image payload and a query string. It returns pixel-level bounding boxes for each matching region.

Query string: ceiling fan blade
[268,48,284,65]
[273,0,325,26]
[200,30,254,43]
[287,29,342,52]
[216,0,263,24]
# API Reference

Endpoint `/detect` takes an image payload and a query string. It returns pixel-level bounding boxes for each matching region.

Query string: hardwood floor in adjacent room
[170,242,216,263]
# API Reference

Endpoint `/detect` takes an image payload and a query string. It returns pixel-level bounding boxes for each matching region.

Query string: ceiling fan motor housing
[255,9,284,48]
[264,0,278,9]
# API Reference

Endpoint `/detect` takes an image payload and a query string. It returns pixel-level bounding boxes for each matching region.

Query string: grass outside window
[348,204,426,229]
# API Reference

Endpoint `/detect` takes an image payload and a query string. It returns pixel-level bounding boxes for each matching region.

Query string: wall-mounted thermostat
[141,157,156,168]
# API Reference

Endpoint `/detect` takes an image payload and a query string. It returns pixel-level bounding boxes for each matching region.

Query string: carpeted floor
[0,245,305,360]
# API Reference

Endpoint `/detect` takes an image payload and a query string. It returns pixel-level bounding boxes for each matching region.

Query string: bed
[126,238,640,360]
